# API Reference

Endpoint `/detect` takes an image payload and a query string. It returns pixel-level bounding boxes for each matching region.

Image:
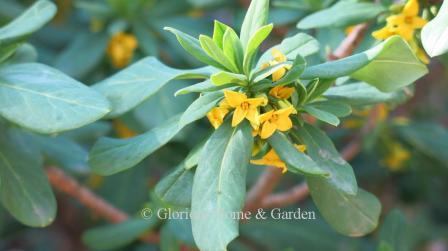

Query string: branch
[328,23,369,60]
[244,167,283,212]
[46,167,160,244]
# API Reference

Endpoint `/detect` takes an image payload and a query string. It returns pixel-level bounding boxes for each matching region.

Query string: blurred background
[0,0,447,250]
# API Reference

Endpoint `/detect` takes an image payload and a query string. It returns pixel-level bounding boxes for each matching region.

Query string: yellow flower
[224,90,267,127]
[107,32,138,68]
[382,142,411,171]
[113,120,137,138]
[259,106,296,139]
[269,85,295,99]
[207,99,230,129]
[261,48,292,82]
[251,144,307,173]
[372,0,427,42]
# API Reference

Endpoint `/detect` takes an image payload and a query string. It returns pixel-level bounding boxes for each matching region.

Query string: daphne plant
[88,0,428,250]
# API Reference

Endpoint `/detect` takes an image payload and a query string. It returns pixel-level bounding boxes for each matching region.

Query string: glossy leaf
[268,132,328,176]
[0,129,56,227]
[82,218,157,250]
[175,80,235,96]
[302,36,428,92]
[180,91,223,127]
[297,1,385,29]
[240,0,270,48]
[243,24,274,74]
[191,121,253,251]
[293,124,357,195]
[421,0,448,57]
[155,163,194,207]
[93,57,213,117]
[307,177,381,236]
[303,105,340,126]
[0,0,56,46]
[223,27,244,72]
[199,35,239,73]
[210,71,248,86]
[89,115,182,175]
[164,27,225,69]
[324,82,409,106]
[0,63,110,134]
[257,33,319,67]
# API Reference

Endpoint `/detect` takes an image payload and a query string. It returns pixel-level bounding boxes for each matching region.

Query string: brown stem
[46,167,160,244]
[328,23,369,60]
[244,167,283,212]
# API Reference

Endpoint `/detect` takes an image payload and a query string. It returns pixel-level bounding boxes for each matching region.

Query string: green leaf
[33,135,89,174]
[213,20,229,49]
[93,57,213,117]
[304,78,333,102]
[180,91,223,127]
[3,43,37,65]
[89,115,182,175]
[0,0,56,46]
[0,43,22,63]
[54,32,109,79]
[273,54,306,86]
[191,121,253,251]
[175,80,235,96]
[292,124,357,195]
[164,27,225,69]
[421,0,448,57]
[223,28,244,72]
[397,122,448,165]
[257,33,319,67]
[252,62,290,83]
[185,140,206,169]
[155,163,194,207]
[307,177,381,236]
[199,35,239,73]
[324,82,409,106]
[211,71,248,86]
[0,129,56,227]
[297,1,385,29]
[267,132,328,176]
[308,101,352,117]
[243,24,274,74]
[0,63,110,134]
[303,105,340,126]
[302,36,428,92]
[240,0,270,48]
[82,218,157,250]
[377,209,412,251]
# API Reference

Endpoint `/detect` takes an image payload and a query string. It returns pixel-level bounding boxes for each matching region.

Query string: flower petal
[246,107,260,127]
[232,107,247,127]
[276,116,293,131]
[372,27,394,40]
[259,110,274,123]
[260,121,277,139]
[272,48,287,62]
[224,90,247,107]
[412,17,428,29]
[403,0,419,17]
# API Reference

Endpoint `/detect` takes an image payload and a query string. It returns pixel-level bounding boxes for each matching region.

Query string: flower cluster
[107,32,138,68]
[207,49,302,173]
[372,0,428,63]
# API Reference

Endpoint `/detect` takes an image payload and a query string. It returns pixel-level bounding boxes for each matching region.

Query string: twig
[244,167,283,212]
[46,167,160,244]
[328,23,369,60]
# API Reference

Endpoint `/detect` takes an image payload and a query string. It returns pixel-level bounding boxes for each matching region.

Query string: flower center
[241,102,250,110]
[270,114,279,123]
[404,16,413,24]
